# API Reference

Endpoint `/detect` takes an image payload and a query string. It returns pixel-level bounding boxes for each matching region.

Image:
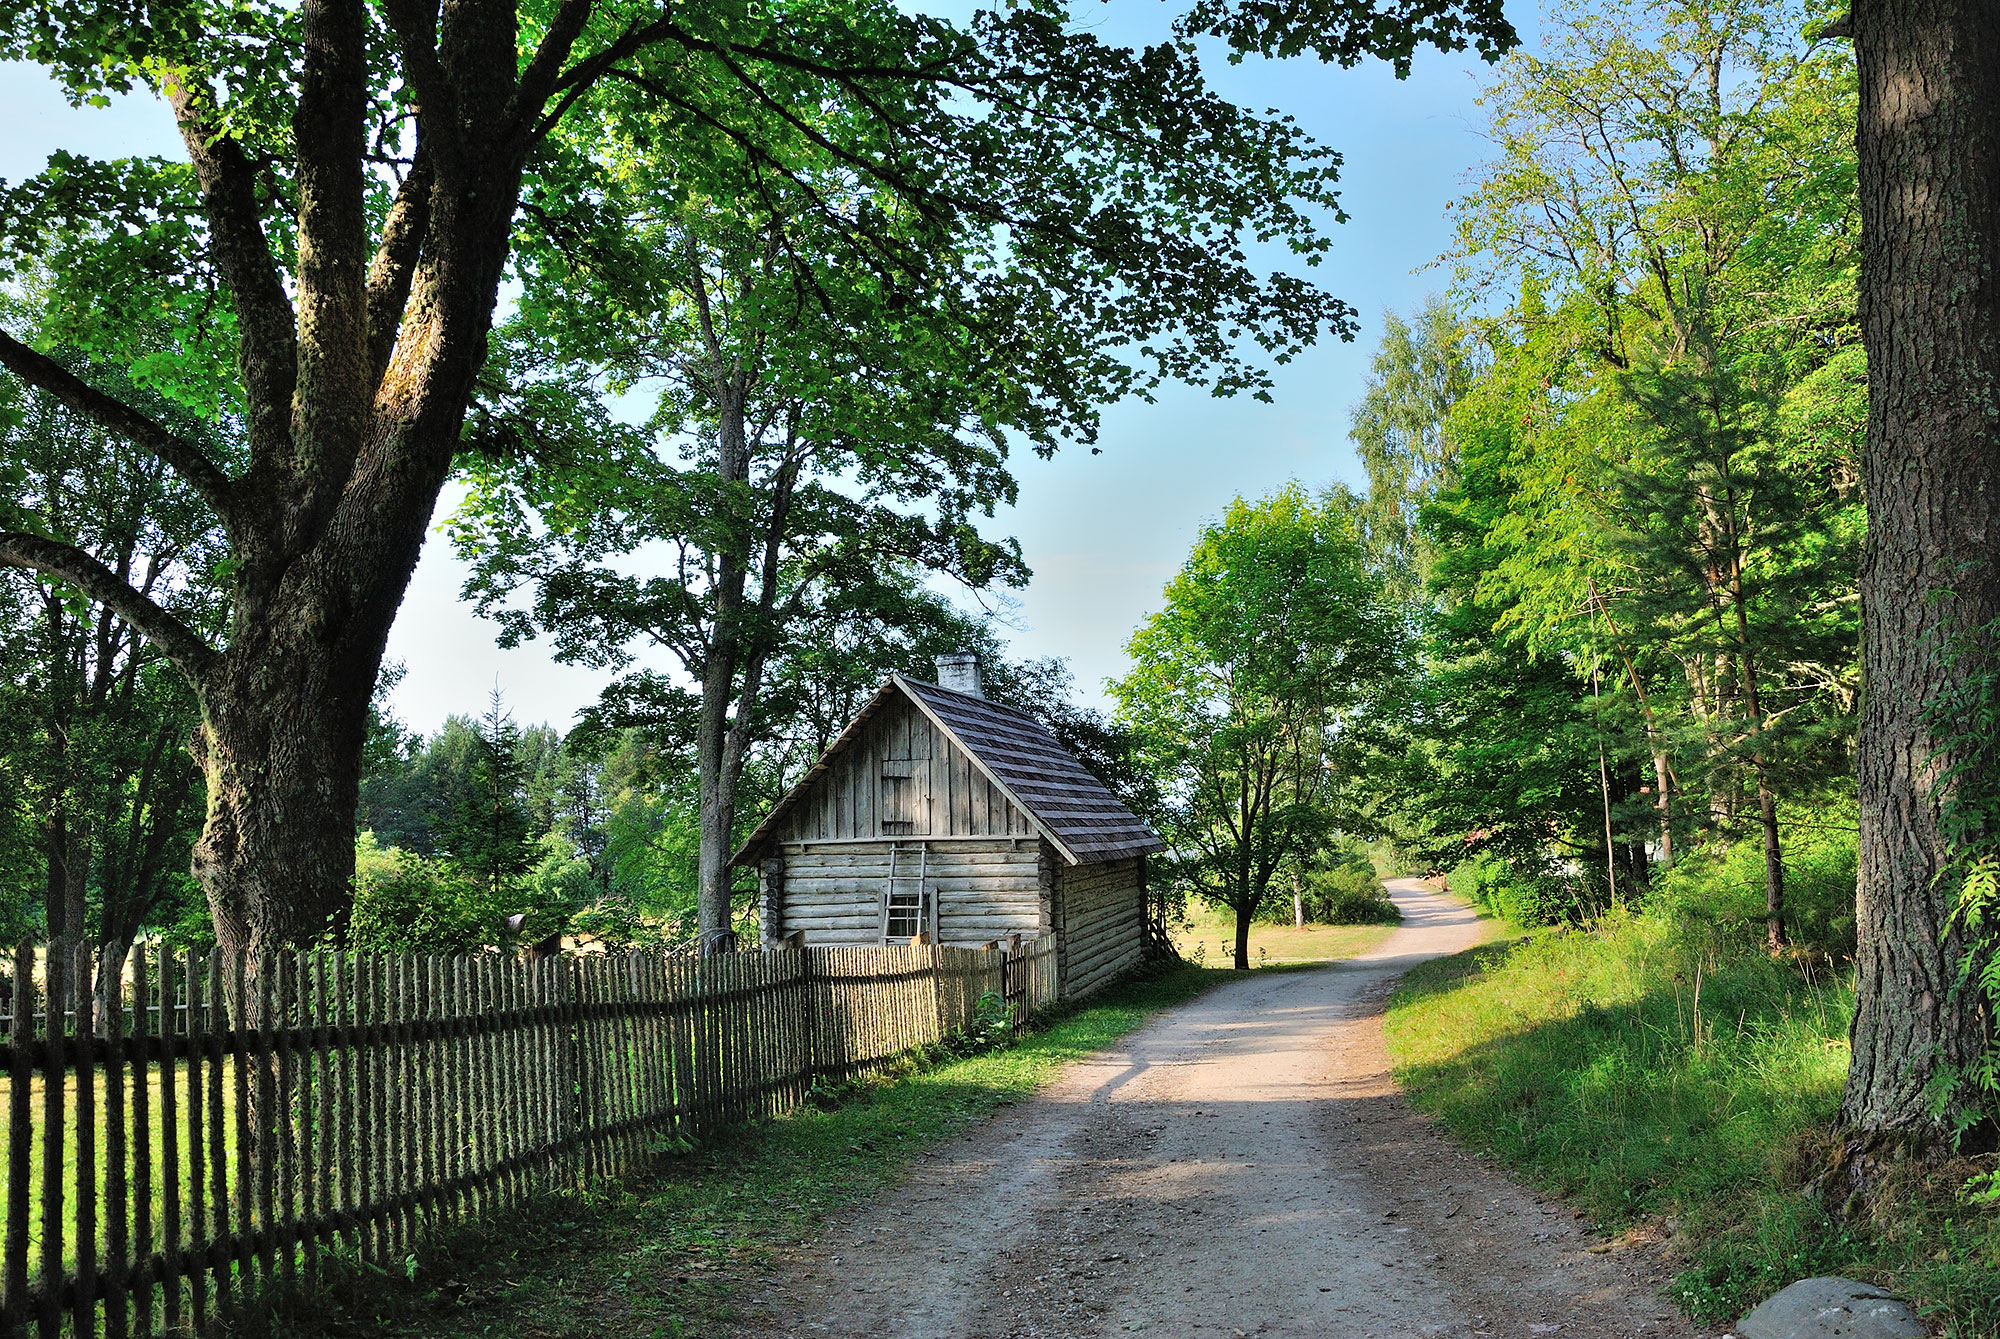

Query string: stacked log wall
[1056,856,1146,999]
[779,839,1048,946]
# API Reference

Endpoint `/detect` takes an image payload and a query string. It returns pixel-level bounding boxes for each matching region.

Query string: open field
[1169,902,1395,966]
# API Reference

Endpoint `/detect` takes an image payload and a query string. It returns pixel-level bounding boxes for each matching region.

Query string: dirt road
[733,880,1713,1339]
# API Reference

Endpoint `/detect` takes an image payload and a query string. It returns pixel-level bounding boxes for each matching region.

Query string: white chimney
[935,652,982,698]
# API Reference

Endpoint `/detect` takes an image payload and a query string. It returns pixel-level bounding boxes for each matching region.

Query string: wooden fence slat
[184,949,209,1332]
[71,943,96,1339]
[253,949,279,1286]
[498,956,521,1209]
[39,947,64,1339]
[142,947,167,1337]
[310,951,332,1286]
[400,954,418,1250]
[104,945,129,1339]
[276,952,300,1291]
[205,949,230,1313]
[331,954,355,1261]
[151,951,175,1335]
[4,942,33,1339]
[230,950,255,1296]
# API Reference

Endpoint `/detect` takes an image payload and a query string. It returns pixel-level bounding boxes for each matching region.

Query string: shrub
[1305,861,1403,925]
[1651,799,1858,959]
[1447,852,1604,928]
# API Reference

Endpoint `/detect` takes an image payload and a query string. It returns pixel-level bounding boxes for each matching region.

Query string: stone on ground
[1734,1276,1925,1339]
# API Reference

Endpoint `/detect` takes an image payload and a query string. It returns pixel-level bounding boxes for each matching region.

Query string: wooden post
[104,945,129,1339]
[4,943,33,1339]
[72,943,97,1339]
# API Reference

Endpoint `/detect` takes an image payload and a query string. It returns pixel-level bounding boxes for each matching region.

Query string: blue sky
[0,10,1513,732]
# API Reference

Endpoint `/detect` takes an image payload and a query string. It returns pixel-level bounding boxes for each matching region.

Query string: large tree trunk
[191,628,380,953]
[1843,0,2000,1144]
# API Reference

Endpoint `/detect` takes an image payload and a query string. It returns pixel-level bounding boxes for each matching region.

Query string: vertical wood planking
[4,944,32,1339]
[71,944,96,1339]
[104,946,129,1339]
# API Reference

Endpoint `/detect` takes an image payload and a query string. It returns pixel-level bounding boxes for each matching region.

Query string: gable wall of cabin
[1055,856,1147,1000]
[774,696,1037,844]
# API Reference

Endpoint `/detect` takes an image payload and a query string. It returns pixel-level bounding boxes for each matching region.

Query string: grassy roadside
[277,962,1232,1338]
[1383,912,2000,1337]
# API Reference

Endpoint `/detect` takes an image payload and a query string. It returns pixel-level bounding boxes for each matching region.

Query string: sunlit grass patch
[1384,912,2000,1337]
[1170,902,1395,967]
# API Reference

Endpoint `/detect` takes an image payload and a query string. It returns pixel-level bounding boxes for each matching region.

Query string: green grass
[271,963,1233,1338]
[1171,902,1396,967]
[1383,910,2000,1337]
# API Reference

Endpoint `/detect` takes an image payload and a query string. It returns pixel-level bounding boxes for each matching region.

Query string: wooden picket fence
[0,936,1063,1338]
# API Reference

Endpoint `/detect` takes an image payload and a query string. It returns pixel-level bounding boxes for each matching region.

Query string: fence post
[1005,934,1025,1021]
[784,933,813,1103]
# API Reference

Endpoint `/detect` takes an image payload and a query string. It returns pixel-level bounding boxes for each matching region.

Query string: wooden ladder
[883,842,930,942]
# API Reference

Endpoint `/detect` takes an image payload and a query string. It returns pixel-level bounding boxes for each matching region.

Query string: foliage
[1301,858,1404,926]
[349,834,507,956]
[1116,486,1401,968]
[1360,0,1863,946]
[436,689,537,901]
[0,296,224,951]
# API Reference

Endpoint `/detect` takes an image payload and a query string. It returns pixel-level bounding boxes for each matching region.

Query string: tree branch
[0,533,218,676]
[160,69,300,469]
[366,147,435,387]
[0,329,238,525]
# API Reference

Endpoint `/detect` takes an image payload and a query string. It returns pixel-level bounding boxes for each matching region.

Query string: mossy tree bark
[0,0,580,954]
[1843,0,2000,1141]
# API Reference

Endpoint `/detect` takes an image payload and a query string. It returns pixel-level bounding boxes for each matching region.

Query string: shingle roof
[732,674,1162,866]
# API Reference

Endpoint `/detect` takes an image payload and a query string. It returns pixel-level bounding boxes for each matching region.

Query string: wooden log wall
[0,940,1011,1337]
[780,840,1048,947]
[1056,858,1147,1000]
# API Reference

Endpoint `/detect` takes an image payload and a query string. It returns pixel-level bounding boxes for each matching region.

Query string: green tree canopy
[1115,486,1399,969]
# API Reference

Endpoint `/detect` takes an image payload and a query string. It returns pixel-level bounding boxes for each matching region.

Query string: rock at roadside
[1735,1277,1926,1339]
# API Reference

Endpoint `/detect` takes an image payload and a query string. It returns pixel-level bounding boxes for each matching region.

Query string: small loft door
[878,760,928,836]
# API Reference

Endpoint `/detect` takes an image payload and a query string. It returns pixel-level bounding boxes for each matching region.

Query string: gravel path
[731,880,1716,1339]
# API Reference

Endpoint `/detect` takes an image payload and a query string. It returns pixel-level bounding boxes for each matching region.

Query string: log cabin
[732,654,1164,1000]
